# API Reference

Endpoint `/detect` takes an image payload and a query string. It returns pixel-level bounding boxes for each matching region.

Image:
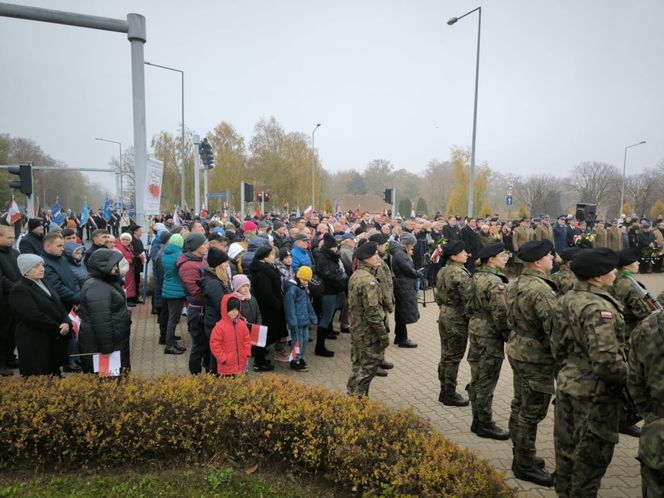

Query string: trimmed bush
[0,375,512,497]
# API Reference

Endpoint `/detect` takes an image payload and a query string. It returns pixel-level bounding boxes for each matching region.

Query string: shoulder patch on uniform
[600,311,612,319]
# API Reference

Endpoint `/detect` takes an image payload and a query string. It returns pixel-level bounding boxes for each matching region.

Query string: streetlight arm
[144,61,183,75]
[448,6,480,24]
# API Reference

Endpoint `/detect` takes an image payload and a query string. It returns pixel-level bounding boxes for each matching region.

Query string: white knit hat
[17,254,44,276]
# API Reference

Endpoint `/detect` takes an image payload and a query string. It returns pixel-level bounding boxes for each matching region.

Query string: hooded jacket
[283,279,317,329]
[209,294,252,376]
[240,235,270,276]
[42,250,81,310]
[161,244,185,299]
[63,242,88,286]
[78,249,132,372]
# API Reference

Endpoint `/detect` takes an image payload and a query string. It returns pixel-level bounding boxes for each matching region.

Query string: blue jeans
[289,325,310,360]
[319,293,340,329]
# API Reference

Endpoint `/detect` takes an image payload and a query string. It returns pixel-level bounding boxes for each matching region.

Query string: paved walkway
[130,274,664,497]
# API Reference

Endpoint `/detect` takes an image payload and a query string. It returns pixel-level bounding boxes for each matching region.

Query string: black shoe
[396,339,418,348]
[619,423,641,437]
[326,331,338,340]
[315,327,334,357]
[440,392,470,407]
[476,421,510,440]
[63,364,82,373]
[340,327,351,334]
[174,342,187,352]
[159,338,166,345]
[470,417,478,433]
[379,361,394,370]
[534,456,545,469]
[315,348,334,358]
[0,367,14,377]
[375,367,388,377]
[253,363,275,372]
[512,463,554,487]
[151,308,159,315]
[165,346,185,355]
[127,302,137,307]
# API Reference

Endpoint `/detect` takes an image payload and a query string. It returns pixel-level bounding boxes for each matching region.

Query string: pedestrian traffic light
[198,138,215,169]
[265,192,270,201]
[384,188,394,204]
[257,192,263,201]
[243,183,254,202]
[8,162,33,196]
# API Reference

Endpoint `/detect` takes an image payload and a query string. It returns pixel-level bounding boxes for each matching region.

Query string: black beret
[617,248,639,267]
[560,246,583,262]
[518,240,554,262]
[254,245,273,261]
[443,240,465,257]
[356,241,378,260]
[478,242,505,259]
[207,248,229,268]
[368,233,389,244]
[570,248,618,278]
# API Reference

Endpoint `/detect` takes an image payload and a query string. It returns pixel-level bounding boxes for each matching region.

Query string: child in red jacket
[209,295,252,376]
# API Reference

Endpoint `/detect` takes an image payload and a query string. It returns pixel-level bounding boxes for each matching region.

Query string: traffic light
[257,192,263,201]
[198,138,215,169]
[265,192,270,202]
[243,183,254,202]
[8,163,33,196]
[383,188,393,204]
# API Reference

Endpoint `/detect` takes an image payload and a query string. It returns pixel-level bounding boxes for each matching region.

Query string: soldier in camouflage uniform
[552,246,582,295]
[369,233,395,374]
[628,310,664,496]
[346,242,388,397]
[466,242,510,440]
[551,248,625,498]
[436,240,472,406]
[505,239,557,486]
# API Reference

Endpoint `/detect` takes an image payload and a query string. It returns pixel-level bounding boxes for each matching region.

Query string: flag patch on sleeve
[600,311,612,319]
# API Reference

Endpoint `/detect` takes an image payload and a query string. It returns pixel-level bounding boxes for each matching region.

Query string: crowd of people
[1,205,663,496]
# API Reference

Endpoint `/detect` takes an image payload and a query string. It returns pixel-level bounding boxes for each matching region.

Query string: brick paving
[129,274,664,497]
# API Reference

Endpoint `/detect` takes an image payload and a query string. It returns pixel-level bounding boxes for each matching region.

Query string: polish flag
[5,198,20,225]
[68,310,81,339]
[200,205,207,218]
[249,323,268,347]
[255,205,262,219]
[303,205,313,218]
[288,340,300,362]
[93,351,121,377]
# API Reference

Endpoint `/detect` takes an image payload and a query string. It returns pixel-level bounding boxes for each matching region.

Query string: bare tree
[568,161,620,210]
[626,168,662,217]
[514,173,562,216]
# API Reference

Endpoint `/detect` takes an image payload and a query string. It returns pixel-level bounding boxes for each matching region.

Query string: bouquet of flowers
[429,236,448,264]
[574,232,596,248]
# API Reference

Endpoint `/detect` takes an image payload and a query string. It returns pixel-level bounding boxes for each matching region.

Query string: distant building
[337,194,386,215]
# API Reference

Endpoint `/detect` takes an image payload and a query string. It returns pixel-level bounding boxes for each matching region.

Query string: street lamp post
[620,140,646,218]
[94,137,122,202]
[311,123,321,211]
[144,61,186,209]
[447,6,482,218]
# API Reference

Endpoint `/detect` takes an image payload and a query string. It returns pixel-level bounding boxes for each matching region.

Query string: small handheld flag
[249,323,268,347]
[93,351,121,377]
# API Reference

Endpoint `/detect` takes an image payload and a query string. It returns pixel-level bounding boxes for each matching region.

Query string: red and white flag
[200,204,207,218]
[93,351,121,377]
[255,205,262,219]
[288,340,301,362]
[5,198,20,225]
[249,323,268,347]
[303,205,313,218]
[139,251,146,266]
[68,310,81,339]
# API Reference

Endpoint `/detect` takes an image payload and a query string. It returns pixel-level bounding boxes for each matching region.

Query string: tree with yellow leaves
[446,146,490,217]
[650,199,664,219]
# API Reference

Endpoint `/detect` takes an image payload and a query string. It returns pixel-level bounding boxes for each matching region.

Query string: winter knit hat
[185,232,207,252]
[168,233,184,248]
[296,266,313,281]
[207,248,229,268]
[158,229,172,244]
[232,274,251,291]
[228,242,245,260]
[28,219,42,232]
[18,254,44,276]
[241,220,257,232]
[254,245,273,261]
[278,248,291,260]
[227,297,241,313]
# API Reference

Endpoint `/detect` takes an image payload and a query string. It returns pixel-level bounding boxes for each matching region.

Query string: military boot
[476,421,510,440]
[375,367,388,377]
[314,326,334,357]
[619,423,641,437]
[470,417,478,433]
[511,462,554,487]
[379,361,394,370]
[439,391,470,407]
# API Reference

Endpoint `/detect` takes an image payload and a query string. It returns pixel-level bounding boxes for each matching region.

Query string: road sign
[506,196,513,206]
[208,192,226,198]
[506,185,513,196]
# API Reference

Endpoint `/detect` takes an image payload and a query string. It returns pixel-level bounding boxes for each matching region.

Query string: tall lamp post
[144,61,186,209]
[311,123,321,211]
[620,140,646,218]
[447,6,482,218]
[94,137,122,202]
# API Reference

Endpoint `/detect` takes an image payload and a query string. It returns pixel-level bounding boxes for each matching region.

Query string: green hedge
[0,375,512,497]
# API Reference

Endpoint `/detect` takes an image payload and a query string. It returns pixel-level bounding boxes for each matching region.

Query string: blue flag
[102,198,112,221]
[52,199,64,225]
[128,199,136,219]
[80,200,90,226]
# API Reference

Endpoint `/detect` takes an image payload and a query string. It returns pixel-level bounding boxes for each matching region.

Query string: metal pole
[119,142,123,204]
[193,134,200,214]
[240,181,245,220]
[203,168,208,211]
[261,191,265,217]
[181,71,185,209]
[311,123,321,211]
[620,140,646,218]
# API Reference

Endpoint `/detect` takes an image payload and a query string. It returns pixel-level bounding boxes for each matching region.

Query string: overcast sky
[1,0,662,190]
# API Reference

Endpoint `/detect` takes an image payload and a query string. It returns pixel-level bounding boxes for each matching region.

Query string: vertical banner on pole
[144,158,164,215]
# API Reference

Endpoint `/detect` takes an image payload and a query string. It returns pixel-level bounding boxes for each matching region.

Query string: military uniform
[628,311,664,496]
[552,267,578,295]
[467,264,510,435]
[512,225,535,264]
[552,281,625,498]
[592,224,608,248]
[346,260,388,396]
[534,223,554,243]
[436,261,471,401]
[607,225,623,252]
[506,268,557,474]
[610,272,651,340]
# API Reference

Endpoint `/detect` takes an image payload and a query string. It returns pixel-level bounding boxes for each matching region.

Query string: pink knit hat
[232,274,251,291]
[241,221,257,232]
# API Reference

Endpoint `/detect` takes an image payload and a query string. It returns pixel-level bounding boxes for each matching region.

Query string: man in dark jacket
[271,221,292,250]
[84,229,110,266]
[553,216,569,254]
[152,230,172,343]
[42,232,82,372]
[443,216,461,242]
[390,233,419,348]
[0,225,21,375]
[19,218,45,255]
[461,218,481,274]
[128,224,145,304]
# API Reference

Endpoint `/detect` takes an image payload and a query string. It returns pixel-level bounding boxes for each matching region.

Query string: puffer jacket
[209,294,252,376]
[63,242,88,286]
[389,241,420,325]
[177,252,206,305]
[161,244,185,299]
[42,251,81,310]
[240,235,270,276]
[283,279,317,330]
[78,249,132,372]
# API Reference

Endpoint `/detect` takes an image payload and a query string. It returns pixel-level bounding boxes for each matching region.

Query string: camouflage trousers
[553,391,619,498]
[347,336,386,397]
[437,311,469,396]
[467,334,504,424]
[642,464,664,498]
[508,357,554,468]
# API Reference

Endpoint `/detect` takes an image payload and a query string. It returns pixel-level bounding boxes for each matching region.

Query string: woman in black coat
[249,246,288,371]
[389,234,420,348]
[78,249,132,373]
[9,254,71,376]
[315,233,347,357]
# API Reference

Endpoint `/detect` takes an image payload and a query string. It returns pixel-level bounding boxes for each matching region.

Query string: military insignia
[498,284,506,291]
[600,311,612,319]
